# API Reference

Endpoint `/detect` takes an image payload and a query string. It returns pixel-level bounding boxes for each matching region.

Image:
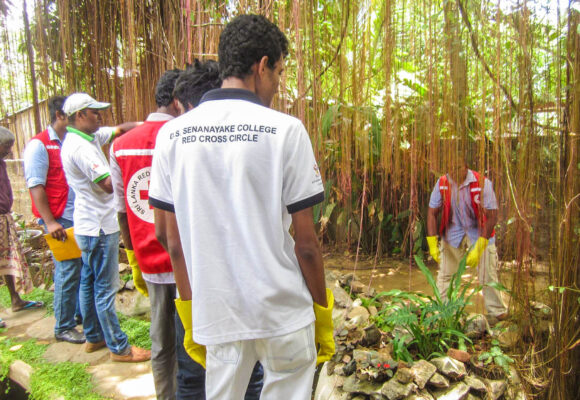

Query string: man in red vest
[426,156,508,320]
[24,96,85,344]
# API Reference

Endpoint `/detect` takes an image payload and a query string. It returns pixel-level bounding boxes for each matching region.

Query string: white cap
[63,93,110,116]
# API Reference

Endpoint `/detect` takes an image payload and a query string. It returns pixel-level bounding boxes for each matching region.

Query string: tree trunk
[23,0,41,134]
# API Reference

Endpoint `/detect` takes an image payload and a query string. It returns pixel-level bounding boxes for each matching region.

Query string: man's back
[150,89,324,345]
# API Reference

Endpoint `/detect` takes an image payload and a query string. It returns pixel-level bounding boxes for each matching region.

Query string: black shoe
[55,328,86,344]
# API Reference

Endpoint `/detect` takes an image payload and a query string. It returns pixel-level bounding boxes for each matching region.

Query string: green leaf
[414,255,442,304]
[486,281,510,293]
[321,105,340,138]
[559,287,565,294]
[548,285,555,292]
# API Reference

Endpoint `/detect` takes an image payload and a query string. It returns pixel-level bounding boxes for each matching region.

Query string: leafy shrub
[478,339,514,374]
[372,255,479,360]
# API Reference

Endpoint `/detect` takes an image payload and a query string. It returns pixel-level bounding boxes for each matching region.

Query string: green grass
[0,286,54,314]
[118,313,151,350]
[0,336,105,399]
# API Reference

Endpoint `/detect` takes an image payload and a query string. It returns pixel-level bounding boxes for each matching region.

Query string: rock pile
[313,272,541,400]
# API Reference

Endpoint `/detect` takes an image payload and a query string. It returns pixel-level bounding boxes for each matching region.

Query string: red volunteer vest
[29,130,69,219]
[438,170,495,238]
[112,120,172,275]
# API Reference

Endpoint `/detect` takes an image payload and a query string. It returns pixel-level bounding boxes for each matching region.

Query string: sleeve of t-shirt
[72,145,111,184]
[149,127,174,212]
[94,127,116,146]
[23,139,49,188]
[109,142,126,213]
[282,122,324,214]
[428,178,443,208]
[482,178,498,210]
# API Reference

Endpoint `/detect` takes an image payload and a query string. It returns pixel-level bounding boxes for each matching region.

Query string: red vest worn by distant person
[438,170,495,238]
[112,120,172,274]
[29,130,69,219]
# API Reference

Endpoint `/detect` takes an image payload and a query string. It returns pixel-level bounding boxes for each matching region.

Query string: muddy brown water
[324,251,550,314]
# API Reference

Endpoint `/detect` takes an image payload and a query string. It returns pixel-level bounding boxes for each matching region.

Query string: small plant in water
[372,254,478,360]
[478,339,514,374]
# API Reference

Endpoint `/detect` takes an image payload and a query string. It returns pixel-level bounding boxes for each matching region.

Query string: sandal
[12,300,45,312]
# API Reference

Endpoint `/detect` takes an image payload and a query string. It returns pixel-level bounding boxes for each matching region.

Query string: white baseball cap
[63,93,110,116]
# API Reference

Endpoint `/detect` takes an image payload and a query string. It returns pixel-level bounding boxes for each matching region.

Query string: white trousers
[437,237,508,317]
[206,323,316,400]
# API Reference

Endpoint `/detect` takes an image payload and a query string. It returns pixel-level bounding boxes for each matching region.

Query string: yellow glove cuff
[426,236,441,263]
[125,249,138,266]
[314,288,334,313]
[174,298,207,368]
[426,236,438,250]
[474,237,489,251]
[313,288,335,366]
[175,298,192,327]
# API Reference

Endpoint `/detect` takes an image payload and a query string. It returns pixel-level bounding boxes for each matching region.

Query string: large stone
[25,314,56,341]
[348,306,370,324]
[497,329,520,349]
[353,349,377,368]
[463,375,486,393]
[350,280,366,294]
[313,363,348,400]
[410,359,437,389]
[391,325,414,345]
[428,372,449,389]
[332,285,354,309]
[433,382,470,400]
[530,301,552,318]
[431,356,467,380]
[381,378,417,400]
[363,324,382,346]
[115,289,150,317]
[447,348,471,363]
[342,374,383,397]
[408,389,435,400]
[118,262,130,273]
[465,313,490,339]
[485,379,507,400]
[88,361,155,399]
[395,367,414,384]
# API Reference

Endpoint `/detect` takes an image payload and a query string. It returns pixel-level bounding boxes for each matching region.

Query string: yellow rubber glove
[466,237,489,267]
[426,236,441,264]
[174,298,207,368]
[126,249,148,297]
[313,288,336,366]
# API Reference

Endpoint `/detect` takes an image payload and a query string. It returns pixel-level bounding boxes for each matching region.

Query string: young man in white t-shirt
[149,15,335,399]
[61,93,151,363]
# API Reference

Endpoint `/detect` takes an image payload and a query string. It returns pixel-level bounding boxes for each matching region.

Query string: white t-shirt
[149,88,324,345]
[61,126,119,236]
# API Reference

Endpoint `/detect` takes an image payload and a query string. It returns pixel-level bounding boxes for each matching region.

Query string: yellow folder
[44,227,82,261]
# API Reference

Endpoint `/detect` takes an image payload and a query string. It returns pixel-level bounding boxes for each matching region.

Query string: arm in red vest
[154,208,192,301]
[29,185,67,241]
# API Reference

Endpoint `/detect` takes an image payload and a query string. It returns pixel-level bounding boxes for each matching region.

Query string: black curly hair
[173,59,222,110]
[218,14,288,80]
[48,96,66,123]
[155,69,182,107]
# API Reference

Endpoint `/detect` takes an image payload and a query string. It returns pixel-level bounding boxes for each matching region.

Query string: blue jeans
[75,231,129,354]
[40,218,82,335]
[174,312,264,399]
